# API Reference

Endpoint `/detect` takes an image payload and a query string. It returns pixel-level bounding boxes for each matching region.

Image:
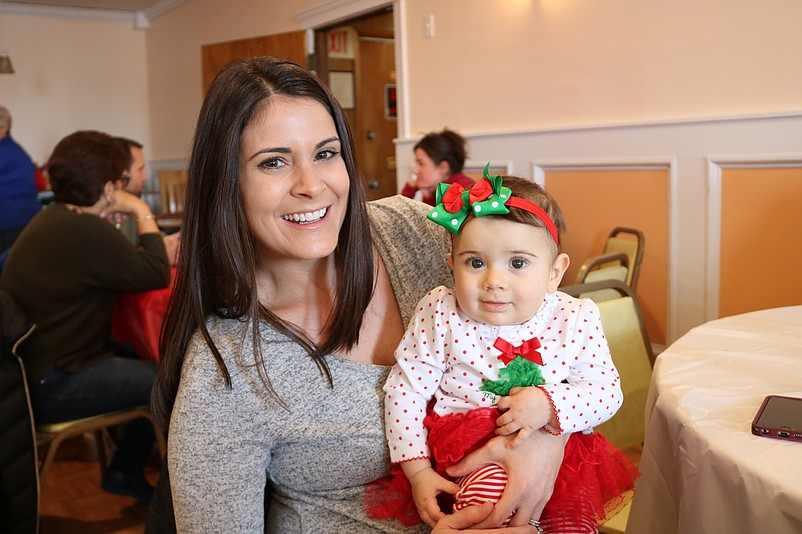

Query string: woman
[150,57,566,533]
[401,128,474,206]
[1,130,170,502]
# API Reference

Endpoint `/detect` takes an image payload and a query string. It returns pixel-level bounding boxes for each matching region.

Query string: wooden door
[355,37,397,200]
[201,31,306,93]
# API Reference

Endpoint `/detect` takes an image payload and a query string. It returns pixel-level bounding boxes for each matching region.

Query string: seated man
[112,137,180,264]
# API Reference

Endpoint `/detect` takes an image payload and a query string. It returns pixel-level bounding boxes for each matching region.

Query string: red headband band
[505,196,559,245]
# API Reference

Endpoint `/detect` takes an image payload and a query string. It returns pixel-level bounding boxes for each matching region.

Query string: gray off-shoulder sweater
[168,195,452,533]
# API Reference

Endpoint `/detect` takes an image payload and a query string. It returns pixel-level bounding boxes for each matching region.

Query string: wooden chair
[37,405,167,487]
[605,227,645,288]
[575,227,645,290]
[3,295,167,489]
[573,251,630,301]
[563,279,655,447]
[561,279,655,533]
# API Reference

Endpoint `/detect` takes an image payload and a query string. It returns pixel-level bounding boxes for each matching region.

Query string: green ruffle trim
[480,356,545,397]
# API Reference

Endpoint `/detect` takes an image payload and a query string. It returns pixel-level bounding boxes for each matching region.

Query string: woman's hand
[102,189,146,218]
[446,430,568,528]
[431,501,536,533]
[102,189,160,235]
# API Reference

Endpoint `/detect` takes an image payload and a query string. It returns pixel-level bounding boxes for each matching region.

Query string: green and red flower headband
[427,163,559,244]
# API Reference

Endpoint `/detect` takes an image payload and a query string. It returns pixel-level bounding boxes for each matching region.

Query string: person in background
[117,137,148,197]
[0,106,42,253]
[401,128,474,206]
[369,173,638,533]
[0,130,170,503]
[147,56,567,533]
[109,137,147,245]
[112,136,180,264]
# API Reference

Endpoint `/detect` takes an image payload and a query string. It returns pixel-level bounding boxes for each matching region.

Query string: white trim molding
[295,0,410,150]
[296,0,393,29]
[0,0,185,28]
[532,157,672,184]
[464,159,513,177]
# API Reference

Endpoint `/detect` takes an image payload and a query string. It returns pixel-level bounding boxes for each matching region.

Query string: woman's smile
[280,206,329,224]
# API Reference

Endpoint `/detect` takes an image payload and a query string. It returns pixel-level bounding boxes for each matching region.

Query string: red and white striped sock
[453,463,512,526]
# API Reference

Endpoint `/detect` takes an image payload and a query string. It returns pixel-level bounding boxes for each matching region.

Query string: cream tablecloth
[627,306,802,534]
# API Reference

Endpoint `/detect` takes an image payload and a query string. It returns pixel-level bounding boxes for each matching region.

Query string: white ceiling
[0,0,186,26]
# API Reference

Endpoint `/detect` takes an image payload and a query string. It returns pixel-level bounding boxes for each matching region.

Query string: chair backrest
[561,280,654,450]
[158,170,188,215]
[0,289,39,533]
[604,227,645,289]
[573,251,630,301]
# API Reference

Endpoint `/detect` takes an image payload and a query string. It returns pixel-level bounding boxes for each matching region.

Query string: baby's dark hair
[466,176,566,253]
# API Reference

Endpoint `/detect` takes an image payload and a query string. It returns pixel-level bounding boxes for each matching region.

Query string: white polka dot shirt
[384,287,622,464]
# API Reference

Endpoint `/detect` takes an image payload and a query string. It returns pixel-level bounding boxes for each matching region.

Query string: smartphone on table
[751,395,802,443]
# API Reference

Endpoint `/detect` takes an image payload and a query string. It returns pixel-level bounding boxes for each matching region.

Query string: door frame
[296,0,409,140]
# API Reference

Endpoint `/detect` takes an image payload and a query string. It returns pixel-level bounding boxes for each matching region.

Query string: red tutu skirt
[365,408,639,531]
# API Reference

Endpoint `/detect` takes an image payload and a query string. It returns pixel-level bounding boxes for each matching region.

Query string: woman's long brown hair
[151,57,374,426]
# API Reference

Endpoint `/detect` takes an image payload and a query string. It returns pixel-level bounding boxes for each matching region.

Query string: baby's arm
[383,289,456,524]
[536,297,623,436]
[384,289,450,460]
[402,458,461,527]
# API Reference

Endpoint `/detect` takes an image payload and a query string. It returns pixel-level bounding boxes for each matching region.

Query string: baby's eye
[258,157,285,170]
[510,258,528,270]
[468,258,485,269]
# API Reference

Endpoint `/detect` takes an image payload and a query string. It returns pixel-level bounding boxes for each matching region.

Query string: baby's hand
[495,387,552,448]
[408,467,461,527]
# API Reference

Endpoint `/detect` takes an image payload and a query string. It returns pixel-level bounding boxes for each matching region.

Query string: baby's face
[448,217,567,326]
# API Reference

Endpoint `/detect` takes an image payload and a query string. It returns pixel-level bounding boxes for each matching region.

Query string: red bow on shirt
[494,337,543,366]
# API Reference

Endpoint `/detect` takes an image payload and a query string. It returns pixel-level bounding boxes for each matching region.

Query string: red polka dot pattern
[383,287,623,464]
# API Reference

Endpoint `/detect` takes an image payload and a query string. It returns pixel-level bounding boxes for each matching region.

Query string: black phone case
[751,395,802,443]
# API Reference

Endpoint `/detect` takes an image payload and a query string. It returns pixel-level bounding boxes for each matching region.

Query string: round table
[627,305,802,533]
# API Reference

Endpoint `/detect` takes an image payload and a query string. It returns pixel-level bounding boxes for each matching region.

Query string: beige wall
[144,0,321,160]
[3,0,801,341]
[5,0,800,161]
[0,13,149,163]
[402,0,802,136]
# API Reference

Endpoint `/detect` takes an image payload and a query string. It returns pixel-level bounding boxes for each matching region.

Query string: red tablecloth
[112,267,177,362]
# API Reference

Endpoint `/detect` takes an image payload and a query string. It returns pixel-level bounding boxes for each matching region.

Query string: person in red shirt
[401,128,474,205]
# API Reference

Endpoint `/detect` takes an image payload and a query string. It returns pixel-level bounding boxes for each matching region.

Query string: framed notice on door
[330,71,355,110]
[385,84,397,119]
